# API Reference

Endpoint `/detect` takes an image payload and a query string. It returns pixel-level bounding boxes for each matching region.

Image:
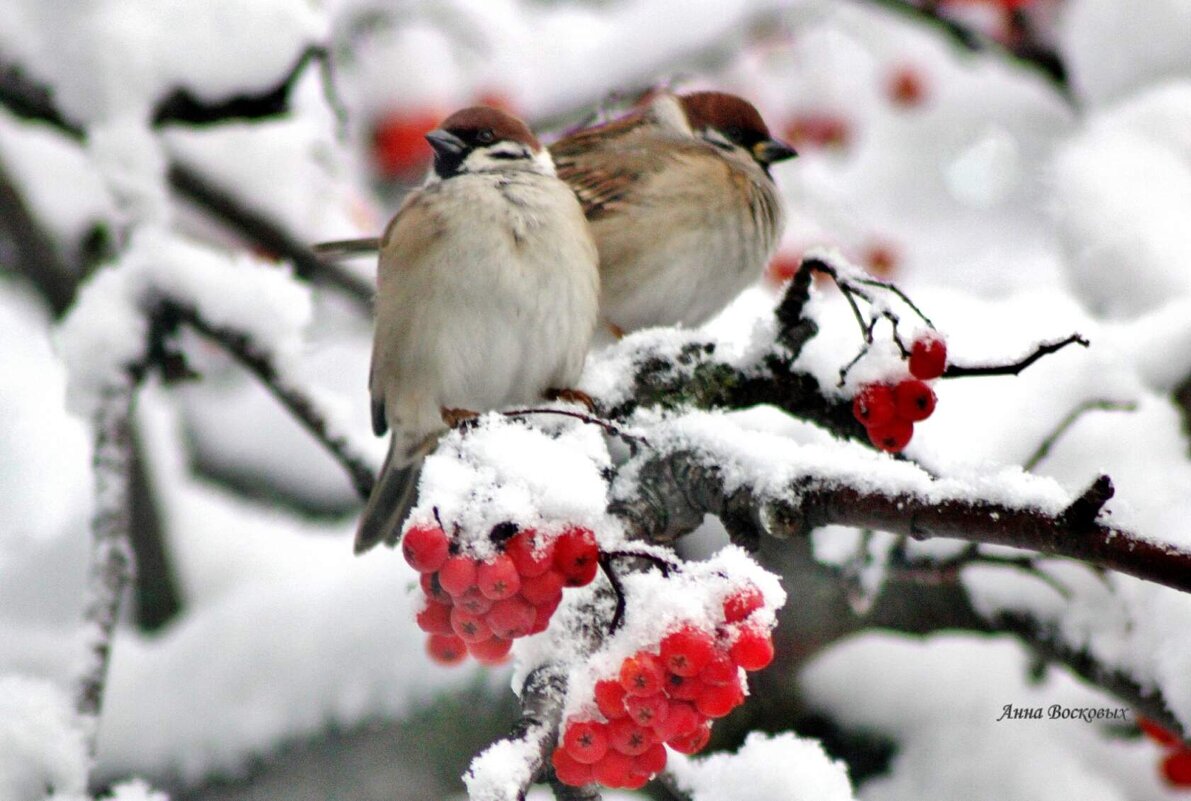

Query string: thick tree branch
[613,447,1191,595]
[0,153,79,315]
[464,664,571,801]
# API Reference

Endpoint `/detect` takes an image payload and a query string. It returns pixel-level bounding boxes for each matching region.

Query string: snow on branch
[611,438,1191,595]
[159,300,375,499]
[76,379,136,751]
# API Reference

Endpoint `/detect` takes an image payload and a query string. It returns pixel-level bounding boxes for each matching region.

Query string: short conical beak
[425,129,466,158]
[753,138,798,165]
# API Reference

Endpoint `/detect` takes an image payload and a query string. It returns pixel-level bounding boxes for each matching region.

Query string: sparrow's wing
[551,134,719,221]
[368,190,450,454]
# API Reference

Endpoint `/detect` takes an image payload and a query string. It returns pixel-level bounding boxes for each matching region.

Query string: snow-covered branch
[612,444,1191,595]
[76,380,137,751]
[154,299,375,500]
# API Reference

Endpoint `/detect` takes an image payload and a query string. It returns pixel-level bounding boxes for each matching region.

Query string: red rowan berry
[486,596,536,639]
[554,527,600,587]
[438,556,478,597]
[505,529,554,577]
[467,636,512,665]
[853,383,896,428]
[894,378,936,422]
[730,625,775,671]
[867,419,913,452]
[660,626,716,677]
[426,633,467,665]
[476,554,521,600]
[402,525,449,573]
[552,746,594,787]
[563,720,610,764]
[667,722,712,755]
[723,582,765,623]
[619,653,665,696]
[909,334,947,379]
[607,717,654,756]
[696,679,745,718]
[595,679,628,720]
[415,600,454,636]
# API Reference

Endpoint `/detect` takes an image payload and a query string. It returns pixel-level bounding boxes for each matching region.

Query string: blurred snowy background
[2,0,1191,799]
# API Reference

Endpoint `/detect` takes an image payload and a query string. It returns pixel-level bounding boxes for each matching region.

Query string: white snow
[668,731,856,801]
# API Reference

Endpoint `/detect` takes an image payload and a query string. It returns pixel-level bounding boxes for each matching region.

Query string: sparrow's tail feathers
[354,441,422,555]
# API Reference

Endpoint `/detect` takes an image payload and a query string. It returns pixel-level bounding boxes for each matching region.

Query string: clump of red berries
[852,333,947,453]
[551,583,774,789]
[407,524,600,666]
[1139,716,1191,787]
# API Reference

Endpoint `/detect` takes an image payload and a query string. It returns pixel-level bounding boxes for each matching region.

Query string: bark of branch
[76,380,137,752]
[613,447,1191,595]
[463,664,570,801]
[0,153,79,316]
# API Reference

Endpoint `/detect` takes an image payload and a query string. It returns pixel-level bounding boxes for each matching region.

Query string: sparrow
[549,90,797,335]
[355,106,600,554]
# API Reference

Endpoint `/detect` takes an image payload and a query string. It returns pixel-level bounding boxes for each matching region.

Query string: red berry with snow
[402,525,449,573]
[477,554,521,600]
[660,625,717,677]
[730,625,776,671]
[426,633,467,665]
[438,556,478,597]
[723,583,765,623]
[563,720,610,764]
[554,527,600,587]
[595,679,629,720]
[909,335,948,380]
[894,378,937,422]
[853,383,896,428]
[619,653,666,696]
[868,419,914,453]
[505,529,554,577]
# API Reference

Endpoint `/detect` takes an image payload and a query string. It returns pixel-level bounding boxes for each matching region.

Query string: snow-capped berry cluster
[852,333,947,453]
[1139,717,1191,787]
[407,525,600,666]
[551,583,775,790]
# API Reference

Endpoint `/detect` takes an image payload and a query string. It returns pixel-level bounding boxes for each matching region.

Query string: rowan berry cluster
[852,333,947,453]
[405,524,601,665]
[1139,717,1191,787]
[551,583,775,789]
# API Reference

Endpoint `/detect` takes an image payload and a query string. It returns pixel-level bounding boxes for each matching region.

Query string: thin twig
[76,379,138,752]
[1024,400,1137,471]
[501,407,647,449]
[945,334,1089,378]
[163,301,376,499]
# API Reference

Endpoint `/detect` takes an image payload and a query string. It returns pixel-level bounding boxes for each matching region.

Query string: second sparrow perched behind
[550,91,797,335]
[355,106,599,554]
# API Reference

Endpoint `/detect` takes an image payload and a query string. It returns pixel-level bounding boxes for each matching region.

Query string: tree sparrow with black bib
[355,107,599,554]
[550,91,796,335]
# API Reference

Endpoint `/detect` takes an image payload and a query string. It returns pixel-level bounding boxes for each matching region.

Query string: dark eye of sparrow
[477,129,495,144]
